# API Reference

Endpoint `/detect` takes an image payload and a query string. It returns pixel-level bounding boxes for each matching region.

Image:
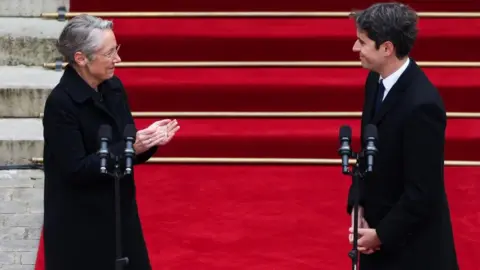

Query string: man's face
[352,30,386,72]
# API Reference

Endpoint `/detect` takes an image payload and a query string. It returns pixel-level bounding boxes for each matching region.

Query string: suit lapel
[370,59,418,125]
[370,82,404,124]
[363,73,379,123]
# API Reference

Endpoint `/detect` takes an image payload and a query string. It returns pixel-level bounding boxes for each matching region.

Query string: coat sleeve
[375,103,446,250]
[43,94,125,185]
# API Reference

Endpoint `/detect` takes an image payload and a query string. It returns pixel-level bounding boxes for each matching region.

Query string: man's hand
[349,227,382,254]
[349,207,379,254]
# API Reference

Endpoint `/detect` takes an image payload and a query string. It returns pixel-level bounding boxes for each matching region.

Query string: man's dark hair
[351,2,418,59]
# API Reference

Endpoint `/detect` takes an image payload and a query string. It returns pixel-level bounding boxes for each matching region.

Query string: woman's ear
[73,51,89,67]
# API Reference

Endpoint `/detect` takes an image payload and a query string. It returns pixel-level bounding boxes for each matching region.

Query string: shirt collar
[379,57,410,90]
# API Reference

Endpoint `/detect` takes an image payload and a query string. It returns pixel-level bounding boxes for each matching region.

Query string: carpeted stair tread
[117,67,480,112]
[134,118,480,161]
[110,18,480,62]
[71,0,480,12]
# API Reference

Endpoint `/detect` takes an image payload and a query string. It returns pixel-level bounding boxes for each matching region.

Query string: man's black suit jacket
[347,59,459,270]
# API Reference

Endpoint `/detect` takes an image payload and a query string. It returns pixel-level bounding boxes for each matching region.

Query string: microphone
[123,124,137,175]
[338,125,352,174]
[98,125,112,174]
[363,124,379,173]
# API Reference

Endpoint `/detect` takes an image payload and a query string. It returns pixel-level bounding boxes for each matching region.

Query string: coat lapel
[61,64,124,133]
[99,86,125,133]
[91,92,119,129]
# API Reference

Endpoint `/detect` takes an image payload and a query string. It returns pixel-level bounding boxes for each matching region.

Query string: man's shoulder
[410,68,441,99]
[406,72,445,115]
[410,66,434,87]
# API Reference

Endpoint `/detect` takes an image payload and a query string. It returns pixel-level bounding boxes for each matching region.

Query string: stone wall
[0,0,67,268]
[0,170,44,270]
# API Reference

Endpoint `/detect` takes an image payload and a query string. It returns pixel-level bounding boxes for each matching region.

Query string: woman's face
[75,29,122,83]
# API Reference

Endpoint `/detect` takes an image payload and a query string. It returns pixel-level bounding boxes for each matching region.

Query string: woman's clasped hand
[134,119,180,154]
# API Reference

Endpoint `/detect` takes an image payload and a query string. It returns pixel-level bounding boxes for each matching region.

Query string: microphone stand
[343,152,365,270]
[339,124,378,270]
[102,154,129,270]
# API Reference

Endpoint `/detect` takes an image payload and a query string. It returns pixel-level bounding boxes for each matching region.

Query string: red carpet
[36,165,480,269]
[35,0,480,269]
[116,67,480,112]
[71,0,480,12]
[108,18,480,62]
[133,118,480,161]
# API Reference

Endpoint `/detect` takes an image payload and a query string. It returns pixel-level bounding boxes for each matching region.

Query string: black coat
[42,65,157,270]
[347,60,458,270]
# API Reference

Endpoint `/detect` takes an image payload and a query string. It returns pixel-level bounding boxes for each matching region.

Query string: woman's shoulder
[46,82,72,105]
[43,81,78,119]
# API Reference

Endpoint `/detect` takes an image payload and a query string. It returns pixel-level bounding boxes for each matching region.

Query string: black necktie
[374,80,385,113]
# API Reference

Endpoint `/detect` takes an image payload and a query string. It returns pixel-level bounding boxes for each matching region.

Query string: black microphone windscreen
[123,124,137,139]
[363,124,378,140]
[339,125,352,139]
[98,125,112,140]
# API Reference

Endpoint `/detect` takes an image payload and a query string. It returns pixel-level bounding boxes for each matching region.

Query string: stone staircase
[0,1,67,268]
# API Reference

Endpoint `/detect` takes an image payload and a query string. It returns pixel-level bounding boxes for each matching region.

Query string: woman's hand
[152,119,180,146]
[133,119,180,154]
[133,124,157,154]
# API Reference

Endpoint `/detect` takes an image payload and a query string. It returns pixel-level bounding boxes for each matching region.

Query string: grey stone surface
[0,119,44,165]
[0,66,61,117]
[0,119,43,141]
[0,0,69,17]
[0,170,44,270]
[0,7,63,269]
[0,18,66,66]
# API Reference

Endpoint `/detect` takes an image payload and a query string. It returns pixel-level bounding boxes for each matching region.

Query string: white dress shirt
[379,58,410,101]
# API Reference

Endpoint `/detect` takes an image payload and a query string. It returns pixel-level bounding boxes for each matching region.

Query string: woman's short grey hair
[56,14,113,63]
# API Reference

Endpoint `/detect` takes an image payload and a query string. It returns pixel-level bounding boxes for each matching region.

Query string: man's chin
[360,61,373,71]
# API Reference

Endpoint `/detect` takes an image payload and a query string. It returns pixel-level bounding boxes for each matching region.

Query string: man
[346,3,458,270]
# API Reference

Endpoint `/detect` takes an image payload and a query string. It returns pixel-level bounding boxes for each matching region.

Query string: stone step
[0,0,68,17]
[0,17,65,66]
[0,119,43,165]
[0,66,62,117]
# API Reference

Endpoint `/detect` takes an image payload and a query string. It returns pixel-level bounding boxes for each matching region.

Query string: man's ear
[381,41,395,57]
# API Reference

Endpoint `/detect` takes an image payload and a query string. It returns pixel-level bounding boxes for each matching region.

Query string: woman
[42,14,180,270]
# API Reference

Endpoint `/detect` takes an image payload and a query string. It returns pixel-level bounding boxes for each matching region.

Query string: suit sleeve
[43,95,125,185]
[116,77,158,164]
[375,103,446,249]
